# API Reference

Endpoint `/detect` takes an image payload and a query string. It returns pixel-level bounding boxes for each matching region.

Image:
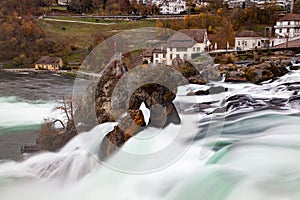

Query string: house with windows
[133,0,186,14]
[235,31,264,50]
[153,48,167,64]
[166,29,210,65]
[142,48,154,64]
[142,47,167,64]
[58,0,69,5]
[35,56,63,71]
[159,0,187,14]
[274,14,300,38]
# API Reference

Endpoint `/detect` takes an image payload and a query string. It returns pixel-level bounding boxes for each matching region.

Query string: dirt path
[43,18,114,25]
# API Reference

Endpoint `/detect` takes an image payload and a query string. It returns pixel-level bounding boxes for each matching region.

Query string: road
[42,18,114,25]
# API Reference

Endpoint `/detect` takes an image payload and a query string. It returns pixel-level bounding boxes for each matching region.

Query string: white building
[274,14,300,38]
[57,0,69,6]
[235,31,263,50]
[166,29,210,65]
[225,0,292,9]
[142,47,167,64]
[153,48,167,64]
[160,0,187,14]
[225,0,255,9]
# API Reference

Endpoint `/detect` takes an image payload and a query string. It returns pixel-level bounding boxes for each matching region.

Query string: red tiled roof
[278,14,300,22]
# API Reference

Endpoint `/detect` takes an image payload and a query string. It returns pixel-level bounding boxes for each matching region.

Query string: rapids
[0,69,300,200]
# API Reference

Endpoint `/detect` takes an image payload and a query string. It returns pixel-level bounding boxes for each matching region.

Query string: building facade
[35,56,63,71]
[274,14,300,38]
[57,0,69,6]
[235,31,263,50]
[160,0,187,14]
[153,48,167,64]
[166,29,210,65]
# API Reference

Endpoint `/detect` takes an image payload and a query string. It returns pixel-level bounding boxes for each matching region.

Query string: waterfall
[0,70,299,200]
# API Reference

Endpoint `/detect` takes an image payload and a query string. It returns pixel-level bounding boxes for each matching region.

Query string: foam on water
[0,96,59,134]
[0,70,299,199]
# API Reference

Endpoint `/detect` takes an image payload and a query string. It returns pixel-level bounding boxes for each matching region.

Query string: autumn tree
[294,0,300,13]
[215,18,235,50]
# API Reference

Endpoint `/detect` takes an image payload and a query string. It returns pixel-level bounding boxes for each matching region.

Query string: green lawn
[38,19,156,49]
[50,6,67,11]
[37,18,156,64]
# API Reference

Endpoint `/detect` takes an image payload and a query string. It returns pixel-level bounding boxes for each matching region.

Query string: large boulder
[218,64,247,82]
[245,61,288,84]
[171,61,206,84]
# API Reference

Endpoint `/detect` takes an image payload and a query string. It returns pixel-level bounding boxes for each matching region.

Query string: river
[0,69,299,199]
[0,72,75,160]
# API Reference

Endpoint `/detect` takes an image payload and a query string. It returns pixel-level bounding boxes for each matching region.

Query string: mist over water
[0,69,299,199]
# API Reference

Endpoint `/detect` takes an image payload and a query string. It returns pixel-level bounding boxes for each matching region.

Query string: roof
[142,48,154,57]
[35,56,62,65]
[236,31,259,37]
[167,29,207,48]
[178,29,207,43]
[153,48,167,54]
[278,14,300,22]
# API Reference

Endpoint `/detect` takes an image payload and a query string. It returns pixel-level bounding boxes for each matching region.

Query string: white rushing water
[0,96,59,134]
[0,70,300,200]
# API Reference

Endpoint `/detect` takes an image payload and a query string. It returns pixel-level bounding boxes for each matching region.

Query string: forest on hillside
[0,0,290,67]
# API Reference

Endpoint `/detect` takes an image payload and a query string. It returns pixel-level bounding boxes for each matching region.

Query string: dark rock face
[95,58,128,124]
[100,109,146,158]
[189,86,228,96]
[218,64,247,82]
[171,61,206,84]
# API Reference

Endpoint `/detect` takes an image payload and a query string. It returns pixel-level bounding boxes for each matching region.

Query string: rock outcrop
[172,61,206,84]
[218,64,247,82]
[100,83,181,158]
[245,61,288,84]
[217,61,289,84]
[94,55,183,158]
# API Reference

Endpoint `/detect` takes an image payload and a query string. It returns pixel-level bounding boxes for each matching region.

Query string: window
[163,54,166,58]
[176,54,180,58]
[176,47,187,52]
[193,47,195,52]
[287,28,290,33]
[170,48,173,52]
[170,54,173,59]
[258,41,261,46]
[288,21,290,25]
[245,41,247,46]
[197,47,201,51]
[238,41,240,46]
[279,29,282,33]
[155,54,158,58]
